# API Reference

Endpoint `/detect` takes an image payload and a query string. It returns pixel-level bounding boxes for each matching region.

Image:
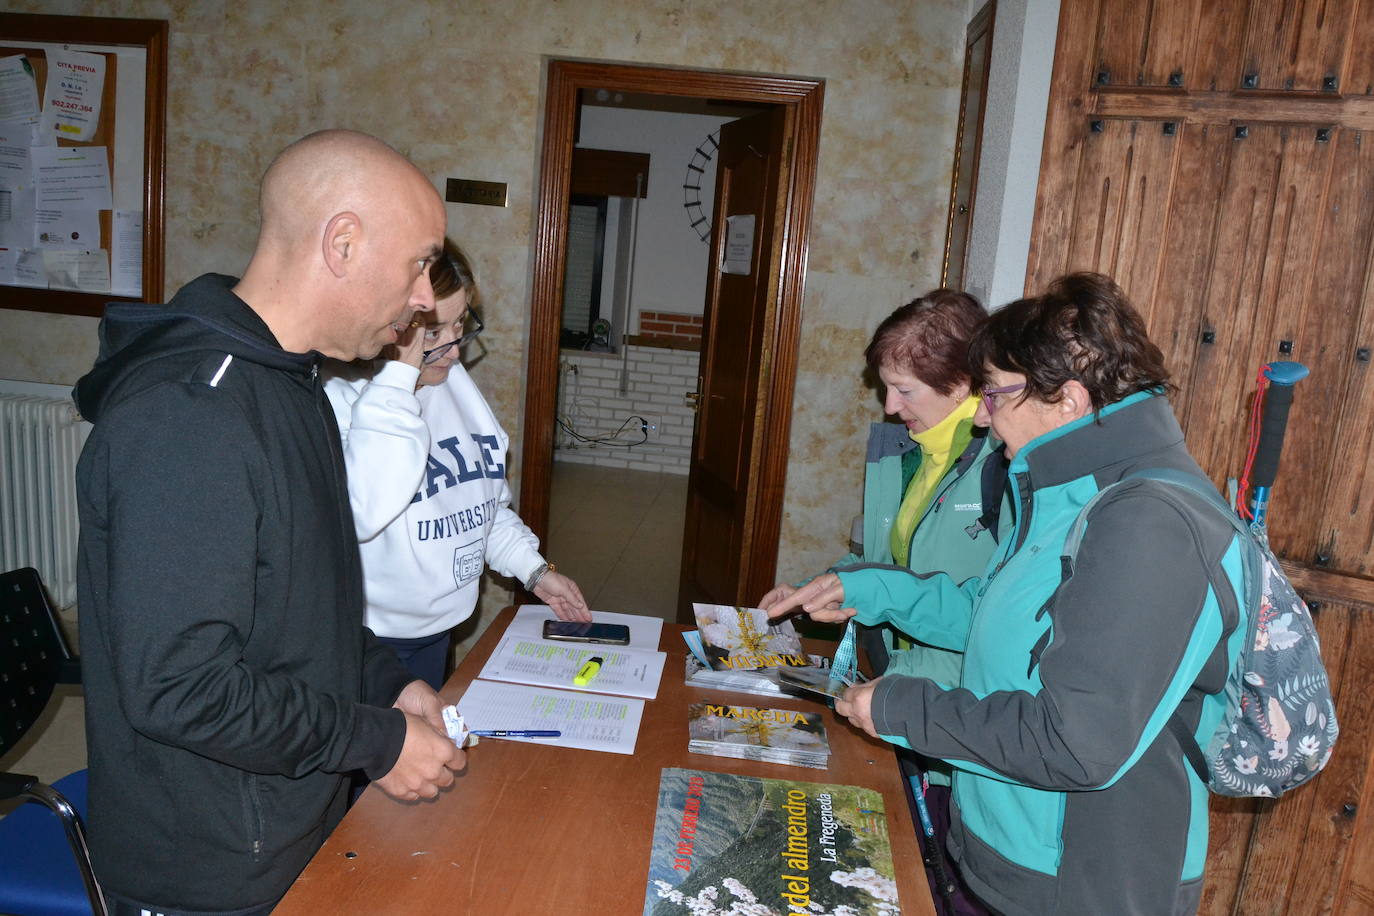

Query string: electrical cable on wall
[557,413,649,448]
[555,360,649,449]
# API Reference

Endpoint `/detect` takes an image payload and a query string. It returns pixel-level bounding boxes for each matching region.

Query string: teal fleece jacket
[837,392,1246,916]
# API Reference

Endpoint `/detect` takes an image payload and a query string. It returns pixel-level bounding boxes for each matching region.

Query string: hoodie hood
[75,273,316,423]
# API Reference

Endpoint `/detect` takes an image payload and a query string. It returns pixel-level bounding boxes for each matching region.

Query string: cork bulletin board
[0,13,167,317]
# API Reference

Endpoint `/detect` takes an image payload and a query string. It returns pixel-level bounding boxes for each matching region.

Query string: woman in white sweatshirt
[325,240,588,688]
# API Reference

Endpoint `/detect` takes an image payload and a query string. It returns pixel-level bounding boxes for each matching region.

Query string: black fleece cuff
[346,704,408,778]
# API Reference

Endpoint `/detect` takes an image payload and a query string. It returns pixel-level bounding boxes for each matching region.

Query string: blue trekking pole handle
[908,773,937,838]
[1249,361,1308,528]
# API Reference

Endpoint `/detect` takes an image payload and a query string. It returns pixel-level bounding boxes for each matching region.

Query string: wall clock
[682,130,719,243]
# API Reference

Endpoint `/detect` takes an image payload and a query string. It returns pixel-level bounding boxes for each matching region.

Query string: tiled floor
[546,461,688,621]
[1,464,688,815]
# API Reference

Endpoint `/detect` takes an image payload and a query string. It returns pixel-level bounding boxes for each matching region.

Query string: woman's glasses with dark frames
[422,310,484,365]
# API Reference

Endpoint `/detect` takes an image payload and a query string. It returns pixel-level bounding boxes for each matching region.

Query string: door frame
[519,59,824,600]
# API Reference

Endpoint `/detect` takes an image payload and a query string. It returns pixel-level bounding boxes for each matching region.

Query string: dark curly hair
[967,272,1171,412]
[864,289,986,396]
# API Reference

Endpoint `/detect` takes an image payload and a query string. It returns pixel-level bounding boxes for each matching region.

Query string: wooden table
[274,608,934,915]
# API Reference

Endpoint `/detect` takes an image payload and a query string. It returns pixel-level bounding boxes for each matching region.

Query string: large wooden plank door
[1027,0,1374,910]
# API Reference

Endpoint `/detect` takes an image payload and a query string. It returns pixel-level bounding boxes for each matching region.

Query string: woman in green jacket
[759,288,1005,915]
[772,274,1243,915]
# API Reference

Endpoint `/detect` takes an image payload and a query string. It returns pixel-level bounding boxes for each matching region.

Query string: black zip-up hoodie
[74,274,413,911]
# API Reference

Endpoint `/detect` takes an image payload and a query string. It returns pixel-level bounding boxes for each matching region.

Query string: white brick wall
[555,344,699,475]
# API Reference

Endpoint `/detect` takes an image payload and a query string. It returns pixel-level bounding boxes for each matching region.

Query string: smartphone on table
[541,619,631,645]
[776,665,851,702]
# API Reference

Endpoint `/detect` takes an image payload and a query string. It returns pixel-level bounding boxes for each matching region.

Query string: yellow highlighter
[573,655,604,687]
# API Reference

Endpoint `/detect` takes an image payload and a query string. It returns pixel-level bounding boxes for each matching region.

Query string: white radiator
[0,394,88,608]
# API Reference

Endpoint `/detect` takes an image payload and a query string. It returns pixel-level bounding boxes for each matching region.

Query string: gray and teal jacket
[836,392,1246,916]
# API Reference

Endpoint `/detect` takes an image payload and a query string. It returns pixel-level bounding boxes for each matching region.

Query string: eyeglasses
[422,310,484,365]
[980,381,1027,415]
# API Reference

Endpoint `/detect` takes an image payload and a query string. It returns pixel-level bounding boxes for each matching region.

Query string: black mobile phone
[541,619,631,645]
[775,666,849,702]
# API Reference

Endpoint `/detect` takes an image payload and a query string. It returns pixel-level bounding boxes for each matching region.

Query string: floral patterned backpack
[1065,467,1338,798]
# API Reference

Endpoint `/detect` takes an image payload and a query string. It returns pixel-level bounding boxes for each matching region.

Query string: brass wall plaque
[445,178,508,208]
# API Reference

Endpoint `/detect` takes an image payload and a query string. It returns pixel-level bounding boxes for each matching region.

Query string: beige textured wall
[3,0,966,635]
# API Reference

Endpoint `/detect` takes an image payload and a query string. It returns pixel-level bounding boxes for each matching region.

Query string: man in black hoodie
[73,130,465,916]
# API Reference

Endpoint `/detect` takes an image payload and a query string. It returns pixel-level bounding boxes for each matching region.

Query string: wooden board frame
[0,12,167,316]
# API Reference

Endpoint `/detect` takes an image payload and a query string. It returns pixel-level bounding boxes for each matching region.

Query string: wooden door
[1027,0,1374,910]
[676,107,787,624]
[519,63,823,617]
[942,0,995,290]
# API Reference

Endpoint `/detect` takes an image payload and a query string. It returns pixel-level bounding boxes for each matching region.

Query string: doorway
[520,60,824,623]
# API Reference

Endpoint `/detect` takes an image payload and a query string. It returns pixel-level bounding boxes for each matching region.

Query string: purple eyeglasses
[980,381,1027,415]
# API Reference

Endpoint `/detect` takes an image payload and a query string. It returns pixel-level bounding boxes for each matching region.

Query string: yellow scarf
[890,394,981,567]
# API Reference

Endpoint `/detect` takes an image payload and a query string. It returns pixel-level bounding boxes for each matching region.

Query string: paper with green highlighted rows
[643,768,901,916]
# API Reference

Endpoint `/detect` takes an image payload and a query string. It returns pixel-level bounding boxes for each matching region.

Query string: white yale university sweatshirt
[324,360,545,638]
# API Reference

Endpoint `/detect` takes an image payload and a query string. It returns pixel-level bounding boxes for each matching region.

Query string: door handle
[685,375,703,411]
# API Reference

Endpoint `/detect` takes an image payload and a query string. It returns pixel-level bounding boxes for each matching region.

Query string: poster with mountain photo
[643,767,901,916]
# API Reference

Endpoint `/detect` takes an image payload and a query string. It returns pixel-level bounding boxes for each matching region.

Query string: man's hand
[835,678,882,739]
[757,583,796,611]
[373,711,466,802]
[765,573,855,624]
[394,679,446,731]
[536,571,591,622]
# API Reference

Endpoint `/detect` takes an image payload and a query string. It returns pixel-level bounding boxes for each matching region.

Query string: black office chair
[0,566,107,916]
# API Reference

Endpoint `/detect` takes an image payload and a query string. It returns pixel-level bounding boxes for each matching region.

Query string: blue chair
[0,567,106,916]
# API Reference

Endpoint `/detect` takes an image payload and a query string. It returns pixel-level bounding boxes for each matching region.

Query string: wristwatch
[525,561,555,591]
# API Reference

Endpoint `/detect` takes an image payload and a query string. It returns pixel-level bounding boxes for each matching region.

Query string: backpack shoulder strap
[1125,469,1260,787]
[1126,468,1249,538]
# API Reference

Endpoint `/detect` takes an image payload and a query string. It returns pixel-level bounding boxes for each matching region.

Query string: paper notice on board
[38,48,105,142]
[721,213,755,275]
[44,248,109,292]
[0,185,36,249]
[112,210,142,296]
[34,208,99,249]
[32,146,111,209]
[0,56,40,122]
[0,121,32,185]
[0,248,48,288]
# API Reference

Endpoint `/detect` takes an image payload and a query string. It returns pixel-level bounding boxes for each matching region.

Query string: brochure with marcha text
[692,603,811,671]
[687,702,830,769]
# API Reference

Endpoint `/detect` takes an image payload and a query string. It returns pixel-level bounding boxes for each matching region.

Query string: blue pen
[471,729,561,738]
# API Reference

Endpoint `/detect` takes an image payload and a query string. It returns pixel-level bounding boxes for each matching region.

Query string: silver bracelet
[524,561,553,591]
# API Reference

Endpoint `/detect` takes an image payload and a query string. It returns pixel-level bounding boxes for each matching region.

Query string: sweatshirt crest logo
[452,538,483,588]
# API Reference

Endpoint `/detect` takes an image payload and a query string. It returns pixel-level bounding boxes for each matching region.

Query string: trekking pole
[906,768,957,911]
[1235,361,1309,534]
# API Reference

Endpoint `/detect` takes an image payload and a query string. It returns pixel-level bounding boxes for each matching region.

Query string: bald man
[73,130,464,916]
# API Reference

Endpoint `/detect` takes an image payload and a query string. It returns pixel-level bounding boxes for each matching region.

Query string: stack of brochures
[683,602,830,696]
[687,701,830,769]
[683,650,830,696]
